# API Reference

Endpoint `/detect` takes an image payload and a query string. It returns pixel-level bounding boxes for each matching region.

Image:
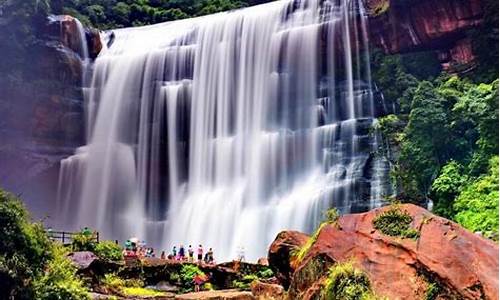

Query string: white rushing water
[57,0,392,261]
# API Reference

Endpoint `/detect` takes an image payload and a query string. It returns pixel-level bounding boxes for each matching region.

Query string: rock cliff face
[268,204,499,300]
[0,15,100,217]
[365,0,483,70]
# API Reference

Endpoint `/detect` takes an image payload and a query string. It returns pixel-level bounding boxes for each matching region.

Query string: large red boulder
[287,204,499,300]
[267,230,309,289]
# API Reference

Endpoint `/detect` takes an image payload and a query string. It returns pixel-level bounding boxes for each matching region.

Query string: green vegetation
[0,190,89,299]
[231,266,273,290]
[322,261,384,300]
[179,264,205,290]
[73,230,123,261]
[60,0,268,29]
[372,207,420,239]
[33,245,90,300]
[257,267,274,279]
[292,208,340,266]
[292,222,327,266]
[95,241,123,261]
[101,273,163,296]
[232,274,259,290]
[425,282,441,300]
[323,208,340,223]
[102,273,143,289]
[453,156,499,239]
[122,287,165,297]
[373,39,498,239]
[72,231,97,252]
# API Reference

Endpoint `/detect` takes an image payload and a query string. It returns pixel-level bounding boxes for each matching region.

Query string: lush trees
[60,0,253,29]
[0,190,89,299]
[0,190,53,299]
[33,245,89,300]
[373,48,498,239]
[430,161,466,219]
[454,156,499,238]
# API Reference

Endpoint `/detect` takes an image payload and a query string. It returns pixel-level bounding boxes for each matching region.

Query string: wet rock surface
[0,14,101,218]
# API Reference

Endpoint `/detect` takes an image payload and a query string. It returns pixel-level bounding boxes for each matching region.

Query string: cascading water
[57,0,392,261]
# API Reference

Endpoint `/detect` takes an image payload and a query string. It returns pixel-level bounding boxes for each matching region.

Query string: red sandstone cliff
[365,0,484,70]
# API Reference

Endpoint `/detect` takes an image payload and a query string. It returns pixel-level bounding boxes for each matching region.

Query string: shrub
[322,261,383,300]
[323,208,340,223]
[102,273,143,290]
[372,207,420,239]
[33,245,90,300]
[258,267,274,279]
[180,264,205,290]
[203,282,214,290]
[102,273,126,290]
[292,222,327,266]
[453,156,499,239]
[232,274,259,290]
[0,190,53,299]
[122,287,165,297]
[425,282,440,300]
[0,189,91,299]
[95,241,122,261]
[292,208,341,267]
[72,231,96,252]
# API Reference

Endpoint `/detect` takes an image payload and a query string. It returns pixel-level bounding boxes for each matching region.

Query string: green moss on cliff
[322,261,385,300]
[373,206,420,239]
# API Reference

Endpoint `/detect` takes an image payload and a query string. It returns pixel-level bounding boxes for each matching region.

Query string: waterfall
[57,0,392,261]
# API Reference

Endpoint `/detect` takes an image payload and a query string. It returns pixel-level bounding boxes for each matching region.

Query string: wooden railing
[46,230,99,244]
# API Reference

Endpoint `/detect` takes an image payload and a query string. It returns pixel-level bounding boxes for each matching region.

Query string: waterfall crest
[57,0,391,261]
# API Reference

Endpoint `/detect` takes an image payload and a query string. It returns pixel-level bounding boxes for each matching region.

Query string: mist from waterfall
[57,0,392,261]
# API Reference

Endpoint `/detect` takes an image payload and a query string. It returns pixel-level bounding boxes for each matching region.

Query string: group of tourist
[166,244,215,264]
[122,239,157,259]
[121,239,216,265]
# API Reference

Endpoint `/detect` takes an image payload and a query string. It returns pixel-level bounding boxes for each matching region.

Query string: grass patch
[291,208,340,267]
[232,274,259,290]
[122,287,165,297]
[101,273,144,296]
[293,255,332,293]
[257,267,274,279]
[101,273,162,297]
[373,206,420,239]
[323,208,340,223]
[322,261,385,300]
[292,222,327,266]
[425,282,440,300]
[292,208,341,266]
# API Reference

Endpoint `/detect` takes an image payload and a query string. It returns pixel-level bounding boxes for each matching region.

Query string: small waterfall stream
[57,0,391,261]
